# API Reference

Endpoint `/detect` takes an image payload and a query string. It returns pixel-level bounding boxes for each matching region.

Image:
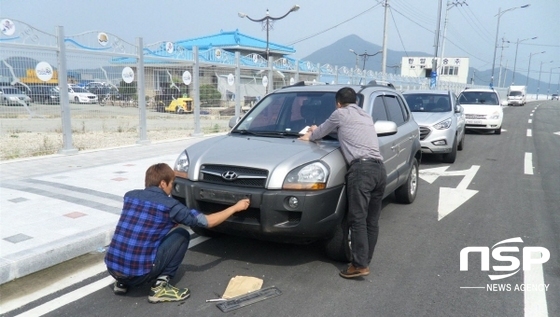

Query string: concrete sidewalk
[0,136,212,285]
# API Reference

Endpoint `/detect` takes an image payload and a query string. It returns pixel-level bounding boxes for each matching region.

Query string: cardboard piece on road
[222,276,263,299]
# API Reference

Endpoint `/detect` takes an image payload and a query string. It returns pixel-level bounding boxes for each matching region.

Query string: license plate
[467,119,482,124]
[198,189,249,204]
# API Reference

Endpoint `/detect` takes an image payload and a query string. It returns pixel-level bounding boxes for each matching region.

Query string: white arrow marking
[419,165,480,220]
[438,187,478,220]
[418,166,450,184]
[554,131,560,136]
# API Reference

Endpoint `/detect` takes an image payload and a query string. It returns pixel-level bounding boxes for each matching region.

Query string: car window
[404,93,450,112]
[1,87,21,94]
[371,95,388,122]
[459,91,499,105]
[384,95,406,126]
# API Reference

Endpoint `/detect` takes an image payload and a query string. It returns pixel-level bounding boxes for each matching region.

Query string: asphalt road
[3,100,559,317]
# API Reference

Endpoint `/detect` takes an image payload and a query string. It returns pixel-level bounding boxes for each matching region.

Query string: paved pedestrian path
[0,136,214,285]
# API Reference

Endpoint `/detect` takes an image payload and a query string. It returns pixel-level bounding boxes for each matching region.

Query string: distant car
[403,90,465,163]
[551,94,559,100]
[458,88,503,135]
[27,85,60,104]
[68,85,98,104]
[0,86,31,106]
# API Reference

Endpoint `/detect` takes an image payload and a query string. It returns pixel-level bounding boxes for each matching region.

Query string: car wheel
[74,97,80,103]
[394,157,418,204]
[191,226,221,238]
[442,137,458,163]
[495,127,502,135]
[323,216,352,262]
[156,102,165,112]
[458,132,465,151]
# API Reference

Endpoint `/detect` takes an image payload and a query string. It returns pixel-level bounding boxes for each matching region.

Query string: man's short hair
[145,163,175,188]
[335,87,357,105]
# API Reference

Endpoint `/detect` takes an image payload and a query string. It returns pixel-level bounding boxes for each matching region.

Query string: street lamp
[490,4,530,88]
[547,66,560,99]
[349,49,382,71]
[537,60,553,100]
[508,36,537,85]
[238,5,300,62]
[525,51,545,87]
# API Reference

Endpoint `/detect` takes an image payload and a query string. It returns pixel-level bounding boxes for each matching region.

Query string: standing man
[105,163,250,303]
[299,87,386,279]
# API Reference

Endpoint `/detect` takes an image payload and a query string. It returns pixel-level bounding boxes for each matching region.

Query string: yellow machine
[164,97,193,114]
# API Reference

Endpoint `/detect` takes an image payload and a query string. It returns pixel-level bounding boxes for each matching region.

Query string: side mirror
[228,116,241,128]
[501,100,508,106]
[455,105,462,113]
[374,120,398,137]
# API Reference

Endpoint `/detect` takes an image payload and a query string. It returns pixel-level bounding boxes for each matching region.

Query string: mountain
[301,35,555,95]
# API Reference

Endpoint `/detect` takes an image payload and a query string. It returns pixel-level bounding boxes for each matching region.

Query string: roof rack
[365,80,395,89]
[290,80,328,87]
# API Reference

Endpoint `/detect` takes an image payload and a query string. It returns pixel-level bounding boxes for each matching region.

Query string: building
[400,56,469,84]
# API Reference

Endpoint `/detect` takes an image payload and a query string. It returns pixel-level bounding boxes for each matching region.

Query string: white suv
[458,88,503,135]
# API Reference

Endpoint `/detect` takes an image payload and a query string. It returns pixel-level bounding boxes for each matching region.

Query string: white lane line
[4,230,207,316]
[524,254,549,317]
[0,262,107,315]
[14,276,114,317]
[528,119,532,123]
[524,152,534,175]
[527,129,533,137]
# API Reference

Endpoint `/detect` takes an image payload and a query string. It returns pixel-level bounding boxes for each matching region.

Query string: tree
[199,84,221,105]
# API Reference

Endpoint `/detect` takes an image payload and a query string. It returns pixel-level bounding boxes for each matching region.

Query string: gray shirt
[310,103,383,164]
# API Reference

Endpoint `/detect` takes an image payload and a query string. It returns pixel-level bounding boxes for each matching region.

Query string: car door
[381,92,417,186]
[368,93,400,193]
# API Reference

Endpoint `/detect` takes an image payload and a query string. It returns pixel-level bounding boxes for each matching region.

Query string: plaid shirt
[105,186,206,277]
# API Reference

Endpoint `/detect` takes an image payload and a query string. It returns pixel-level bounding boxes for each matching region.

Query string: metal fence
[0,19,503,160]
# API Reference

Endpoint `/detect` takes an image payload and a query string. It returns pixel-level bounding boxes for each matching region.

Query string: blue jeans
[345,160,387,268]
[110,227,191,287]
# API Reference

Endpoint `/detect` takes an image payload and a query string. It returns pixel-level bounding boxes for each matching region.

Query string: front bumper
[419,126,455,153]
[465,118,502,130]
[172,177,346,243]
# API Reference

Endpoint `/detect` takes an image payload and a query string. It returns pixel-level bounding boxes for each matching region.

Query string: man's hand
[233,198,250,212]
[298,125,317,141]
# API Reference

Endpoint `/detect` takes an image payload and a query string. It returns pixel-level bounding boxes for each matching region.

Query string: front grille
[466,114,486,119]
[419,126,431,140]
[198,201,261,224]
[200,164,268,188]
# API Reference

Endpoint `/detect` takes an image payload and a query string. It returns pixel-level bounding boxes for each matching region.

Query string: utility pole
[497,37,509,88]
[381,0,389,78]
[439,1,467,80]
[431,0,443,89]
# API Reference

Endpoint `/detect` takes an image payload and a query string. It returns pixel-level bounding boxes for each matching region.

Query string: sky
[1,0,559,82]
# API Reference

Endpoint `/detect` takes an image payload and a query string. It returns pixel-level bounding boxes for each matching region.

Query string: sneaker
[339,264,370,279]
[113,281,128,295]
[148,281,190,303]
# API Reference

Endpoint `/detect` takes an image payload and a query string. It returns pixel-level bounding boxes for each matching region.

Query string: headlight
[433,117,452,130]
[283,162,329,190]
[174,150,189,178]
[490,111,501,120]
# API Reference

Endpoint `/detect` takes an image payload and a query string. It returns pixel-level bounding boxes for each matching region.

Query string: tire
[323,216,351,262]
[74,96,79,103]
[394,157,418,204]
[442,137,457,163]
[156,102,165,113]
[191,226,221,238]
[495,127,502,135]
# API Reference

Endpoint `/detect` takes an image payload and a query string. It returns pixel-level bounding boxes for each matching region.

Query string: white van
[507,85,527,106]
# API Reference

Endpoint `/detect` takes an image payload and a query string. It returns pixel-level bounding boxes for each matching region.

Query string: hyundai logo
[221,171,238,181]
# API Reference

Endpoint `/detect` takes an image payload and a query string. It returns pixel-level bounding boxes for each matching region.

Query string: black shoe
[113,281,128,295]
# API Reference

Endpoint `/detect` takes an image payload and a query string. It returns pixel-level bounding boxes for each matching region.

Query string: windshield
[458,91,499,105]
[404,93,451,112]
[234,91,339,135]
[508,91,522,96]
[71,87,88,93]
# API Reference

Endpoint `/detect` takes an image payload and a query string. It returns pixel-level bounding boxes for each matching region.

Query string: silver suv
[403,90,465,163]
[172,82,422,261]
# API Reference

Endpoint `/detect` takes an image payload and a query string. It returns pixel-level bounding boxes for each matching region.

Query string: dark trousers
[111,227,191,287]
[346,160,387,268]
